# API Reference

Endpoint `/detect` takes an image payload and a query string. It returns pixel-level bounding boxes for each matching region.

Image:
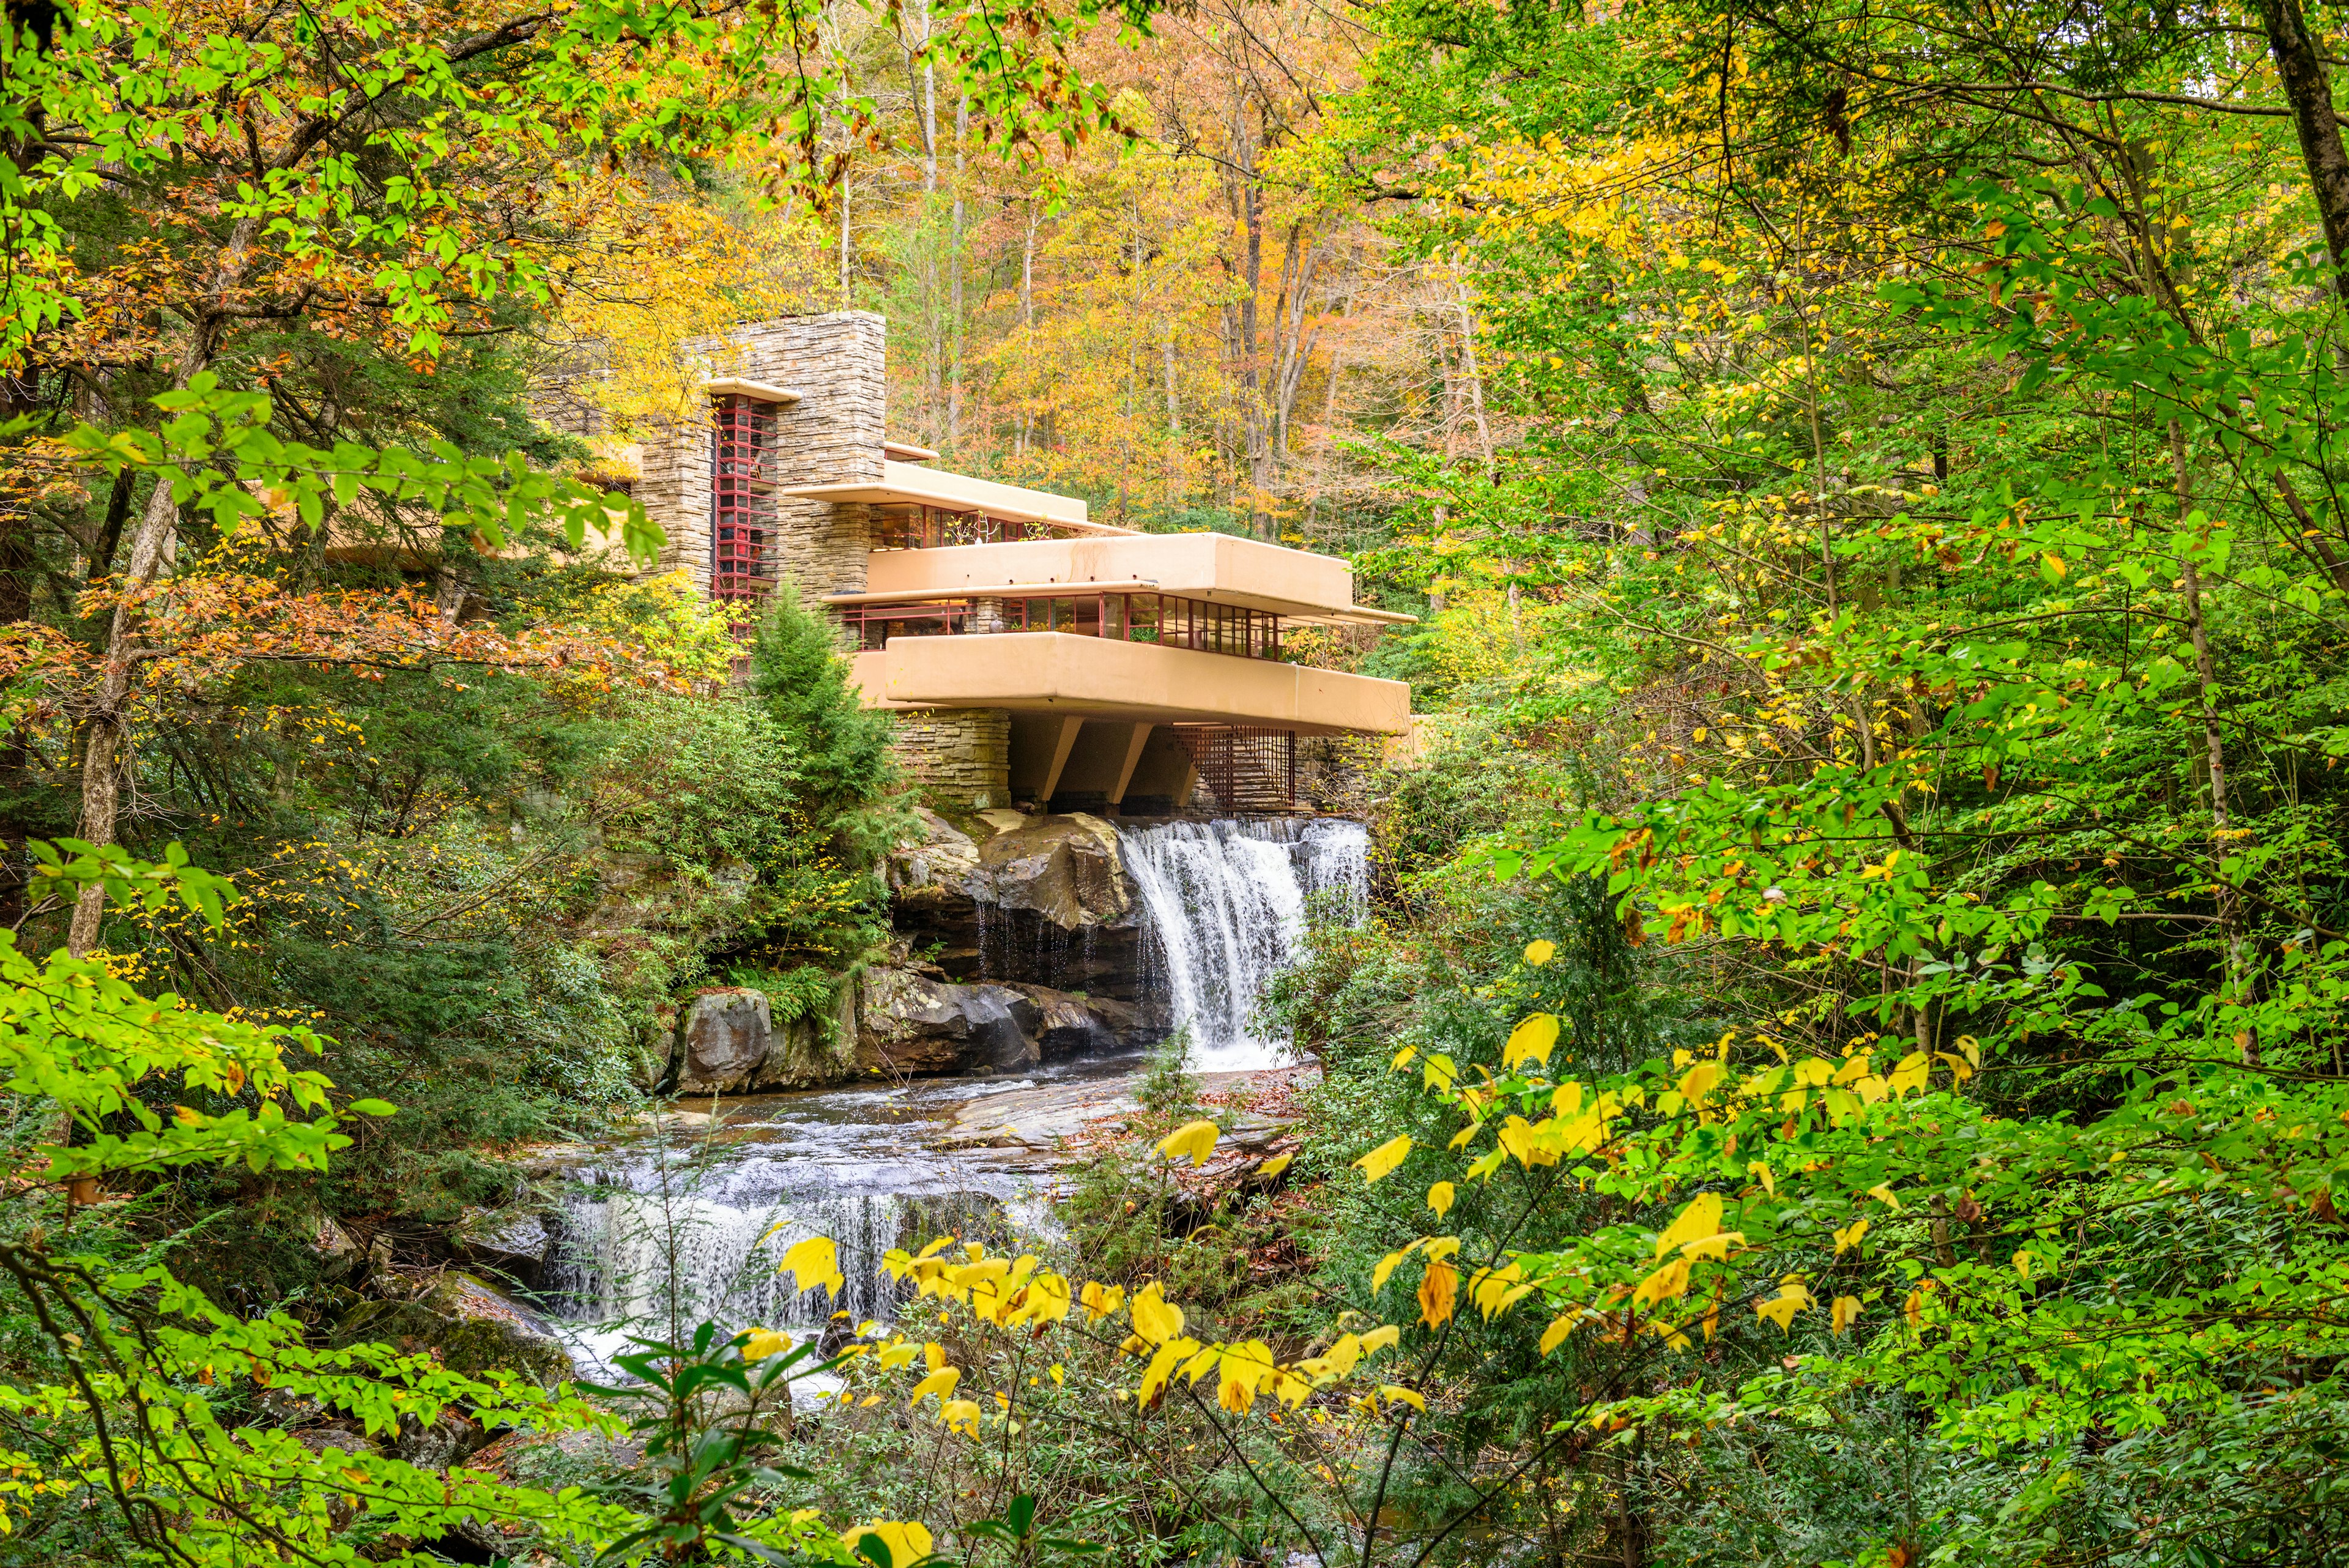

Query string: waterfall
[539,1082,1051,1374]
[1118,817,1368,1072]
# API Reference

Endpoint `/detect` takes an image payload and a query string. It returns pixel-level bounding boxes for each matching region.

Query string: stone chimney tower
[635,311,888,604]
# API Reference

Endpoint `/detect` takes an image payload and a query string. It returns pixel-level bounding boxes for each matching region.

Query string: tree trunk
[2257,0,2349,303]
[1225,93,1271,539]
[2172,421,2252,1058]
[948,94,967,452]
[69,470,181,954]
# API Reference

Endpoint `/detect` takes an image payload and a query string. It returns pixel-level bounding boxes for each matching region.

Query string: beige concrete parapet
[848,632,1409,735]
[858,533,1412,625]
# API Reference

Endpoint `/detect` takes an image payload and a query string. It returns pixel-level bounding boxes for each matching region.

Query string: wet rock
[453,1207,552,1291]
[332,1271,574,1388]
[675,988,772,1094]
[1002,983,1143,1059]
[857,966,1041,1074]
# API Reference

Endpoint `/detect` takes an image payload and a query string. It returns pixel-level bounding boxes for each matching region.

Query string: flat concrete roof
[782,461,1137,536]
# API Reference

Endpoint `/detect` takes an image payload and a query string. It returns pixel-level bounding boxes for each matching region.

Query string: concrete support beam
[1038,716,1085,805]
[1109,724,1153,807]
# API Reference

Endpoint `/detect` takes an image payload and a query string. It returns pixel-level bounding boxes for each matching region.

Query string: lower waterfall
[537,1074,1061,1374]
[1118,816,1370,1072]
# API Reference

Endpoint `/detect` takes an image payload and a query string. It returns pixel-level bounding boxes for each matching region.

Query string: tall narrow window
[711,395,778,606]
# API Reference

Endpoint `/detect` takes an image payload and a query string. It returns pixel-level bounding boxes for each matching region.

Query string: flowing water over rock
[540,1068,1113,1374]
[1119,817,1369,1071]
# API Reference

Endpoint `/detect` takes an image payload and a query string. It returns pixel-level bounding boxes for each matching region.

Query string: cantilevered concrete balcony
[850,632,1410,734]
[854,532,1414,628]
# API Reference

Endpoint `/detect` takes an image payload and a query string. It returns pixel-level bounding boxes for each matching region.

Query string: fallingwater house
[585,312,1414,816]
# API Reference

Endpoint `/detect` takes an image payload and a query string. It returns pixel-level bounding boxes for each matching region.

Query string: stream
[539,815,1366,1372]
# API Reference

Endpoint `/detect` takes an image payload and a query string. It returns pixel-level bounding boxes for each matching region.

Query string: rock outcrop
[331,1271,574,1387]
[856,967,1040,1074]
[855,966,1145,1075]
[888,809,1155,1004]
[675,988,773,1093]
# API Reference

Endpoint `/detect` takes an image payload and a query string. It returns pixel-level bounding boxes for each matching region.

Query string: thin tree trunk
[2172,420,2252,1057]
[1455,270,1493,479]
[70,465,182,954]
[948,94,967,452]
[1017,210,1037,458]
[88,467,136,583]
[1226,94,1270,539]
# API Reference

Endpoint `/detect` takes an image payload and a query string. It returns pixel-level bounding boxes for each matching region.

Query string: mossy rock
[332,1273,573,1388]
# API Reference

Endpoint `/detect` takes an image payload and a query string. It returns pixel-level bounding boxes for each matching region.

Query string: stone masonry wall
[636,311,888,603]
[891,708,1011,811]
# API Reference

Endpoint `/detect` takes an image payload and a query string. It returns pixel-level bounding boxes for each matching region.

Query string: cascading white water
[1118,817,1369,1072]
[540,1078,1052,1375]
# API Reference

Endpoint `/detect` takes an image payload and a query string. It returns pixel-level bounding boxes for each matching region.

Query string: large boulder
[857,967,1041,1074]
[675,987,772,1094]
[888,812,1152,1001]
[976,812,1130,928]
[453,1206,553,1291]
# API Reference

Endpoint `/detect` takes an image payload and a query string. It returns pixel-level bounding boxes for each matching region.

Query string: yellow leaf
[1632,1256,1690,1309]
[924,1342,947,1373]
[1538,1313,1575,1354]
[1418,1259,1459,1327]
[1523,939,1557,966]
[1373,1247,1412,1293]
[780,1236,842,1298]
[1158,1120,1220,1167]
[1130,1282,1185,1345]
[1867,1183,1901,1211]
[1756,1277,1814,1332]
[848,1520,935,1565]
[1833,1219,1869,1255]
[1679,1230,1743,1263]
[1904,1288,1926,1329]
[1048,1363,1064,1386]
[1079,1280,1125,1321]
[1379,1384,1427,1413]
[1831,1295,1861,1334]
[2014,1249,2034,1282]
[1357,1324,1401,1356]
[1355,1134,1413,1184]
[1427,1181,1456,1218]
[940,1399,981,1437]
[1655,1192,1725,1259]
[741,1329,792,1362]
[1259,1151,1294,1178]
[1502,1013,1561,1071]
[1136,1336,1200,1405]
[1750,1162,1775,1195]
[908,1367,961,1405]
[2042,551,2066,579]
[1217,1340,1277,1412]
[1392,1046,1418,1071]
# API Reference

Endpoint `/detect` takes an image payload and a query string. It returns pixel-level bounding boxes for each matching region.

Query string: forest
[4,0,2349,1563]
